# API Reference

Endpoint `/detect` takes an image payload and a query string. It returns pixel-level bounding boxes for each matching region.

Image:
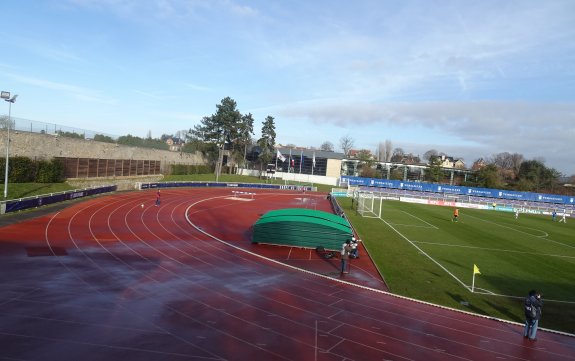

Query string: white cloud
[225,0,258,17]
[6,72,109,103]
[279,100,575,174]
[185,83,212,92]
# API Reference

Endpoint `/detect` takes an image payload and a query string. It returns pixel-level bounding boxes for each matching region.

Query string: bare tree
[384,140,392,162]
[340,135,354,157]
[490,152,524,180]
[390,147,404,162]
[320,141,334,151]
[377,139,393,162]
[175,129,187,139]
[377,142,384,161]
[491,152,512,169]
[510,153,524,178]
[423,149,439,162]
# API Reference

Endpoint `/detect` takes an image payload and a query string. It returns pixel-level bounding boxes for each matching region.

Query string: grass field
[340,197,575,334]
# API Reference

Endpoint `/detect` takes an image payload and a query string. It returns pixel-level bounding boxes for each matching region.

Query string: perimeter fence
[0,116,119,140]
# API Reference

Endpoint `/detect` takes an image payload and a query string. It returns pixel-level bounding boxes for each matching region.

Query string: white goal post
[347,186,358,198]
[356,191,383,218]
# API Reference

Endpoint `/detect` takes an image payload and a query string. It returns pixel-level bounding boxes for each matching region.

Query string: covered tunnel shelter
[252,208,353,251]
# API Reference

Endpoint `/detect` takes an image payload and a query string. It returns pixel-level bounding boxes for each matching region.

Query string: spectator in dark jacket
[340,240,352,274]
[523,290,543,340]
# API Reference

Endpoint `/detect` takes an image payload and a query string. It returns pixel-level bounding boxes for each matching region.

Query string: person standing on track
[340,240,352,274]
[350,237,361,259]
[524,290,543,341]
[155,189,161,206]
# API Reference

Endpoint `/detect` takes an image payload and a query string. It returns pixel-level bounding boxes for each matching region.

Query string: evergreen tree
[189,97,243,164]
[476,163,502,188]
[517,159,560,192]
[237,113,255,167]
[257,116,276,167]
[425,156,443,182]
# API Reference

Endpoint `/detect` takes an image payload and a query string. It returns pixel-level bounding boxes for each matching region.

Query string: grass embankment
[3,174,334,200]
[2,183,76,200]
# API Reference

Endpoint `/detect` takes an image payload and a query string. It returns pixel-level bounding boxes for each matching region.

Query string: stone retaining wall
[0,131,206,174]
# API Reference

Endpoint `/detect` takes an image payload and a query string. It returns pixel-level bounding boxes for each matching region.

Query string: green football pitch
[341,198,575,335]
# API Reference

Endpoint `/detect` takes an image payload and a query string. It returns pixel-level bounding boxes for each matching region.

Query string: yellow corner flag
[473,264,481,275]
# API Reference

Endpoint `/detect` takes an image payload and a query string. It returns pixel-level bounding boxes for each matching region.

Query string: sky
[1,0,574,175]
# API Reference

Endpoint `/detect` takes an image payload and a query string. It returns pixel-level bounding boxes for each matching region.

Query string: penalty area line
[401,211,438,229]
[378,217,471,292]
[411,241,575,259]
[387,223,437,229]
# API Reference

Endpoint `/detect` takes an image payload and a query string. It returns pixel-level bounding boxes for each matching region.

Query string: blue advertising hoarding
[3,185,117,213]
[139,182,313,191]
[340,176,573,205]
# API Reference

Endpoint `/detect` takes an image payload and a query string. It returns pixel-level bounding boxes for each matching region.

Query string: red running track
[0,188,573,361]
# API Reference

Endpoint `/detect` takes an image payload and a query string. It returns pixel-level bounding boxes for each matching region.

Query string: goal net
[347,186,358,198]
[356,191,383,218]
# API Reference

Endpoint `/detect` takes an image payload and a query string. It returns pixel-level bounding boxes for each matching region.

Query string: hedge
[170,164,213,175]
[0,157,65,183]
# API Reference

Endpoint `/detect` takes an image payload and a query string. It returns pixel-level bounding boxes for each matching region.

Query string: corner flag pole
[472,264,480,292]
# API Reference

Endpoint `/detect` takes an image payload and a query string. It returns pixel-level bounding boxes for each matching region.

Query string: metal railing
[0,115,119,140]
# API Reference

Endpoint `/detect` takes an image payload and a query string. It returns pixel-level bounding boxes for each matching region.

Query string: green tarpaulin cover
[252,208,353,250]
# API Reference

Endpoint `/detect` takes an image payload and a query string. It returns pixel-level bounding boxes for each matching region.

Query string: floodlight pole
[2,92,17,199]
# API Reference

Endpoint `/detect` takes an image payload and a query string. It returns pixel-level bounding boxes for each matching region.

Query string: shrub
[36,159,65,183]
[0,157,66,184]
[9,157,37,183]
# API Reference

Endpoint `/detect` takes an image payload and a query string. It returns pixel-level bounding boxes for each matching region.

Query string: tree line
[343,136,569,195]
[23,96,568,194]
[475,154,565,194]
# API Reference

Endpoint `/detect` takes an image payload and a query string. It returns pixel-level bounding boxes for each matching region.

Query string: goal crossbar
[356,191,383,218]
